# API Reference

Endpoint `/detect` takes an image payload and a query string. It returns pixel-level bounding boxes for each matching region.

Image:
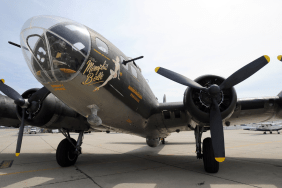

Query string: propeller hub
[199,89,223,108]
[208,84,220,96]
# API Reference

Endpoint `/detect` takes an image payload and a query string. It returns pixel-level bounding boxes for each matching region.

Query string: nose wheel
[56,129,84,167]
[56,138,78,167]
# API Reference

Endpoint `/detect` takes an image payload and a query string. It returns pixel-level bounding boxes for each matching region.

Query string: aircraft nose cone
[208,84,220,96]
[20,16,91,84]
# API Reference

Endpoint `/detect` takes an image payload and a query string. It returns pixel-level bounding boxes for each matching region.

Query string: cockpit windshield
[20,16,91,83]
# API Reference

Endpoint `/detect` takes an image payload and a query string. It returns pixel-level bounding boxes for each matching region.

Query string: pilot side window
[131,65,138,78]
[96,38,108,54]
[120,56,128,70]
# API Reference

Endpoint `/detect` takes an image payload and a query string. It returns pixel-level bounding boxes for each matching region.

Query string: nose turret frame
[20,16,91,83]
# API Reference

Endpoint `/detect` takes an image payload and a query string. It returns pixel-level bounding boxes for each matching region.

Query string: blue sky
[1,0,282,103]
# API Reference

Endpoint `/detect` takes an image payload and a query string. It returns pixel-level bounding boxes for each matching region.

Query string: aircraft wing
[228,95,282,126]
[152,93,282,132]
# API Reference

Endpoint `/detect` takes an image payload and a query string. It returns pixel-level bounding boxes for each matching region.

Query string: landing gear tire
[56,138,78,167]
[264,132,266,134]
[270,131,272,134]
[203,137,219,173]
[278,132,280,134]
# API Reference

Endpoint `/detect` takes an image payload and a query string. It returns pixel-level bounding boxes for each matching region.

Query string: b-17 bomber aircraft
[1,15,282,173]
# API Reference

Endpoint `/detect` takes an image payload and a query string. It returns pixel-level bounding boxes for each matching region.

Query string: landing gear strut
[194,125,204,159]
[56,129,84,167]
[160,138,165,144]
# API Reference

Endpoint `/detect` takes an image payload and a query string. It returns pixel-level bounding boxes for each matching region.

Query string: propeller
[155,55,270,162]
[0,79,50,156]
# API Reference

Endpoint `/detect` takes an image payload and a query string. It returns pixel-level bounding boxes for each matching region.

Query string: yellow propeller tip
[215,157,225,162]
[15,153,20,157]
[264,55,270,63]
[155,67,160,73]
[277,55,282,61]
[0,79,5,84]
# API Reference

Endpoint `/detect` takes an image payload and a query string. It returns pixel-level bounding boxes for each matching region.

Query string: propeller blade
[0,80,25,106]
[155,67,207,90]
[15,109,26,156]
[28,87,50,103]
[209,98,225,162]
[219,55,270,90]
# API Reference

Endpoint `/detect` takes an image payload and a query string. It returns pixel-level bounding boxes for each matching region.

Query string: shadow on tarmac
[1,143,282,188]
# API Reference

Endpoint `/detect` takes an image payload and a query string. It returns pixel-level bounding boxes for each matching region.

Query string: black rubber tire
[270,131,272,134]
[278,132,280,134]
[203,137,219,173]
[264,132,266,134]
[56,138,78,167]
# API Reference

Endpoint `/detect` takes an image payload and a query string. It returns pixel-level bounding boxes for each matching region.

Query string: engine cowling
[15,88,90,131]
[184,75,237,124]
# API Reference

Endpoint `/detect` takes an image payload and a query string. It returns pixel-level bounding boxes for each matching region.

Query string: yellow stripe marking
[277,55,282,61]
[15,153,20,157]
[155,67,160,73]
[264,55,270,63]
[60,68,76,74]
[128,86,142,99]
[126,119,132,124]
[215,157,225,162]
[130,93,140,103]
[56,52,62,58]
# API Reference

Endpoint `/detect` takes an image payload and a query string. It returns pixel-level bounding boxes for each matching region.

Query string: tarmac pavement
[0,129,281,188]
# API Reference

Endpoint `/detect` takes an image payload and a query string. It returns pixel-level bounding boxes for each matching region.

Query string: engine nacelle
[184,75,237,124]
[15,88,90,131]
[0,94,21,127]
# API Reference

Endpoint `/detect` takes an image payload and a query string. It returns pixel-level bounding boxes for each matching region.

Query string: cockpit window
[130,65,138,78]
[96,38,108,54]
[20,16,91,83]
[46,31,86,81]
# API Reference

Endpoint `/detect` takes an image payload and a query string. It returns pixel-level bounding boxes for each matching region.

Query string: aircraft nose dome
[20,16,91,83]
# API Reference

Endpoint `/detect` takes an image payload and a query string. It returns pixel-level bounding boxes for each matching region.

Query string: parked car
[52,129,59,133]
[29,128,37,134]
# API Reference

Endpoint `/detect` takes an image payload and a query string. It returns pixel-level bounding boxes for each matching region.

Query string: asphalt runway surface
[0,129,281,188]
